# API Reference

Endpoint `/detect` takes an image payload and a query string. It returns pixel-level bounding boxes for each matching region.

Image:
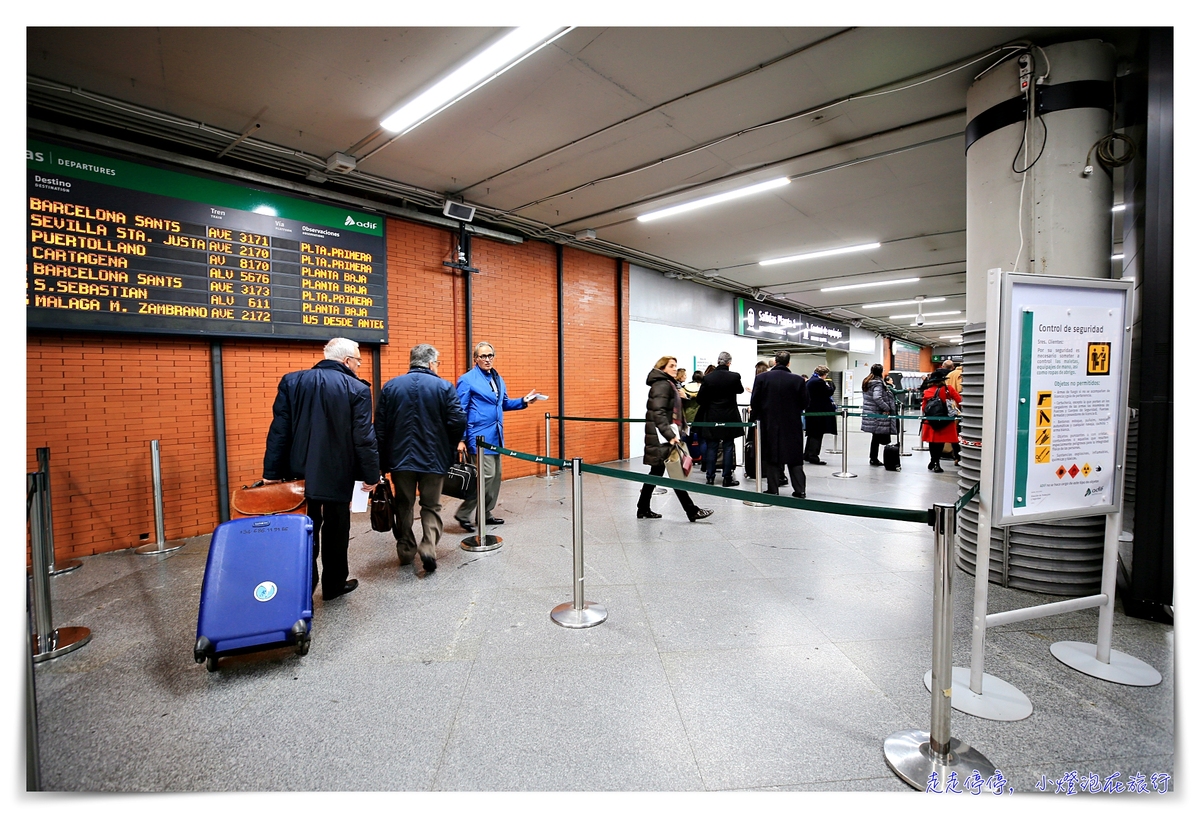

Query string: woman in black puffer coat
[859,363,898,466]
[637,356,713,522]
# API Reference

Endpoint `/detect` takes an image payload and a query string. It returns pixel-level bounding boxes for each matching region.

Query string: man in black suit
[749,351,807,497]
[695,351,744,486]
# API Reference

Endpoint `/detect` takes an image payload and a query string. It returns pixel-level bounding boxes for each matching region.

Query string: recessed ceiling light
[861,297,946,309]
[939,335,964,340]
[910,318,966,327]
[762,242,881,267]
[637,178,790,223]
[820,276,918,293]
[888,310,961,319]
[381,27,570,135]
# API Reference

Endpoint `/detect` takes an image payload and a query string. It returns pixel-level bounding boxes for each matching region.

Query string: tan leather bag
[231,480,307,518]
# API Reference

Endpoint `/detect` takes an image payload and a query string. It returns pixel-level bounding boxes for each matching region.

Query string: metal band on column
[884,503,996,790]
[461,436,502,552]
[29,472,91,662]
[135,440,185,556]
[37,448,81,575]
[833,408,857,478]
[551,458,607,628]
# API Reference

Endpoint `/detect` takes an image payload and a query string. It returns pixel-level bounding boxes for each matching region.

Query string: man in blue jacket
[377,344,466,574]
[263,338,379,601]
[454,341,538,531]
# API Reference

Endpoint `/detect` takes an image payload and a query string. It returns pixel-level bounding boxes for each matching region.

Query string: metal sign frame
[992,273,1134,525]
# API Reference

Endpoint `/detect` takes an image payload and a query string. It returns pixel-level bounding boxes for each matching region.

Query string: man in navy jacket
[377,344,466,574]
[453,341,538,531]
[263,338,379,601]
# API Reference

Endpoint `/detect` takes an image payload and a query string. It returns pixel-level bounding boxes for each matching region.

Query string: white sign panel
[994,276,1132,524]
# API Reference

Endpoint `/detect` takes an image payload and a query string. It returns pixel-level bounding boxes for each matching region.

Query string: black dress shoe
[705,476,715,485]
[420,554,437,573]
[458,519,475,532]
[637,509,662,519]
[869,459,884,467]
[807,458,828,466]
[323,578,359,600]
[688,508,714,522]
[932,464,944,473]
[791,491,806,499]
[485,516,505,525]
[763,489,779,495]
[723,478,740,487]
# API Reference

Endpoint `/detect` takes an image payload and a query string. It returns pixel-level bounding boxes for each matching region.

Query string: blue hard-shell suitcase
[194,514,314,671]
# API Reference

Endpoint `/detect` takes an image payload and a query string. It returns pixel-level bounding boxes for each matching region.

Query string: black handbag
[443,455,478,500]
[370,478,395,532]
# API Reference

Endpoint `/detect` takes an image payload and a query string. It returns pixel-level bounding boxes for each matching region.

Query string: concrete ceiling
[26,25,1141,348]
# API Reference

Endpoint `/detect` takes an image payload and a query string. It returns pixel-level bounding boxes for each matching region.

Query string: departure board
[27,138,388,343]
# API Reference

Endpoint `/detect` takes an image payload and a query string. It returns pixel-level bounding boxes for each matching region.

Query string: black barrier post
[36,448,81,576]
[29,472,91,662]
[551,457,607,628]
[884,502,997,790]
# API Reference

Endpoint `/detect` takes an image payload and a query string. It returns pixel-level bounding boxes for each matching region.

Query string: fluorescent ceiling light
[939,335,964,340]
[1112,204,1125,212]
[820,276,917,293]
[381,27,569,135]
[888,310,961,319]
[638,178,790,223]
[910,318,967,327]
[861,297,946,309]
[761,242,881,267]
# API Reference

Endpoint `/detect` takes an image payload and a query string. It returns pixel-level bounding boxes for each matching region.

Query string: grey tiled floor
[31,432,1175,797]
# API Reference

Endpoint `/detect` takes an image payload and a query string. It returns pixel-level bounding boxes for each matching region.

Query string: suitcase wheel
[297,638,311,657]
[205,655,219,672]
[194,636,213,665]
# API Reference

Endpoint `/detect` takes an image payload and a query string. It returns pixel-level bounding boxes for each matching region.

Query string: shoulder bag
[443,453,478,500]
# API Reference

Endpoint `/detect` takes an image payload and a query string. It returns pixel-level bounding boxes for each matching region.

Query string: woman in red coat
[920,368,961,473]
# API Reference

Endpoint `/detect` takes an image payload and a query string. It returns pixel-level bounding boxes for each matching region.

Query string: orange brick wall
[26,216,627,561]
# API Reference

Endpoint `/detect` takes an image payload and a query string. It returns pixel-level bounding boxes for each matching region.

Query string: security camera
[915,314,925,327]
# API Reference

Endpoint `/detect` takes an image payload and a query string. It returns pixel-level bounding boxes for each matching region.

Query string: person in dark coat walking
[377,344,467,575]
[749,351,807,497]
[860,363,899,466]
[637,356,713,522]
[695,351,745,486]
[263,337,379,601]
[804,365,837,465]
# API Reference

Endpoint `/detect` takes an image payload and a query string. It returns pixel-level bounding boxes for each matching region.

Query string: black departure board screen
[27,138,388,343]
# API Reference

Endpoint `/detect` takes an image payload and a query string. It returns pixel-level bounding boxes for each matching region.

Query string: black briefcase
[370,479,395,532]
[443,456,478,500]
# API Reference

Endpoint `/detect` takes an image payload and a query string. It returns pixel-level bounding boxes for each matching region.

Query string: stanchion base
[32,626,92,663]
[832,471,857,479]
[49,559,83,576]
[536,473,560,479]
[742,500,771,507]
[550,601,608,629]
[924,667,1033,721]
[133,540,187,556]
[461,534,503,552]
[653,488,667,495]
[884,728,998,791]
[1049,641,1162,686]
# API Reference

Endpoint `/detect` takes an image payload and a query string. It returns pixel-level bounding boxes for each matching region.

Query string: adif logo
[344,215,379,230]
[345,216,355,225]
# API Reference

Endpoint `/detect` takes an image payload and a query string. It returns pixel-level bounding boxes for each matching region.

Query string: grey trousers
[391,471,445,563]
[455,454,500,524]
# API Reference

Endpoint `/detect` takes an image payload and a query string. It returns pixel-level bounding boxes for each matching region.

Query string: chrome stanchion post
[538,412,555,479]
[37,448,81,576]
[461,436,502,552]
[29,472,91,662]
[899,402,913,456]
[832,408,857,478]
[135,440,184,555]
[743,420,769,507]
[552,458,607,628]
[885,503,996,790]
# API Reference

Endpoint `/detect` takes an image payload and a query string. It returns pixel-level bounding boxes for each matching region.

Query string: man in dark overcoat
[695,351,745,486]
[264,337,379,601]
[804,365,838,465]
[377,343,467,575]
[749,351,808,497]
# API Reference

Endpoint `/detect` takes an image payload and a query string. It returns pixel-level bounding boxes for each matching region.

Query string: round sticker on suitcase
[254,581,278,602]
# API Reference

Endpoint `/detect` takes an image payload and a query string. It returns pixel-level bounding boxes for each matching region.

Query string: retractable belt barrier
[479,437,989,788]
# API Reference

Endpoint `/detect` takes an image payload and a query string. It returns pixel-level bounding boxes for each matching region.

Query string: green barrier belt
[580,462,932,524]
[955,482,980,514]
[479,441,568,469]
